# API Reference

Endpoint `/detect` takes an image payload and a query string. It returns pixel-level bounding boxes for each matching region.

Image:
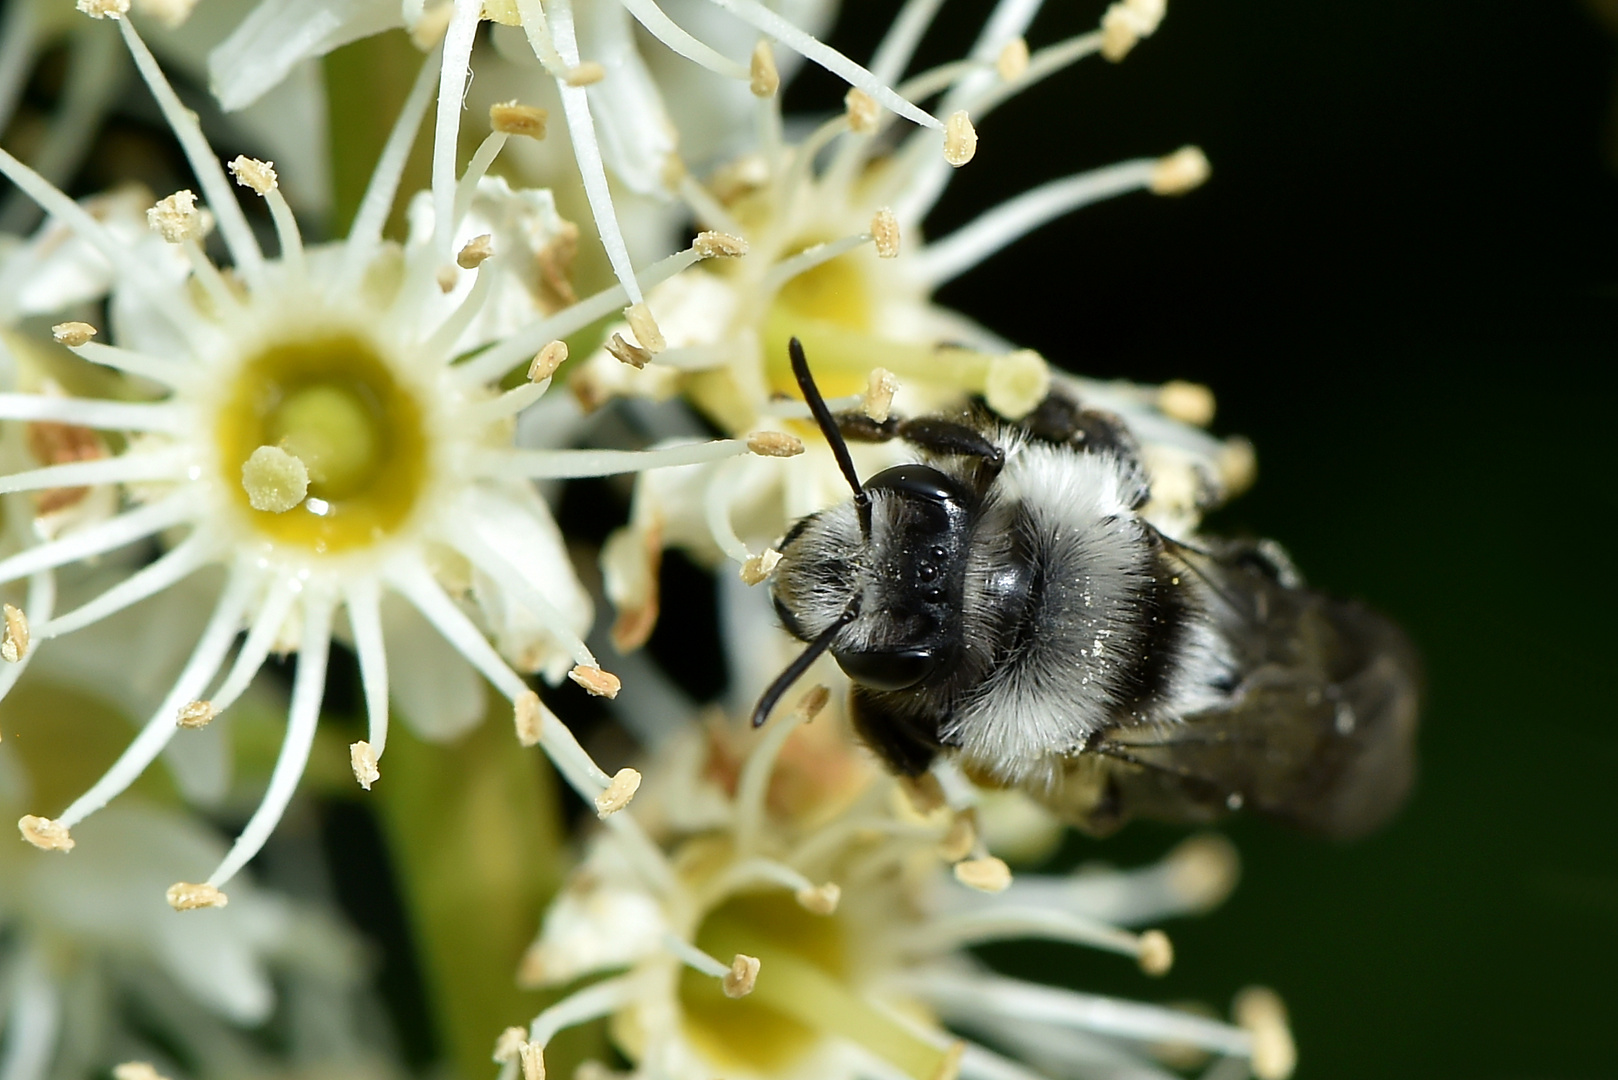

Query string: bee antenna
[789,337,871,538]
[751,597,860,728]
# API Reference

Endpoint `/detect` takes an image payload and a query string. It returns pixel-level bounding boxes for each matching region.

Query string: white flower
[0,8,768,905]
[502,675,1294,1080]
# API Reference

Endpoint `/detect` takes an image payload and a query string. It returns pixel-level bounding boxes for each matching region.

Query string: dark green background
[805,1,1617,1077]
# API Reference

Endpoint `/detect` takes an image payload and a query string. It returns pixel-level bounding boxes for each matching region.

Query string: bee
[753,340,1420,839]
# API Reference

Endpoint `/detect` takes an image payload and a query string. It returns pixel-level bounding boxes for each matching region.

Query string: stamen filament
[264,186,305,279]
[0,573,55,702]
[481,439,747,480]
[703,458,753,564]
[0,393,187,433]
[0,952,60,1080]
[675,173,746,237]
[181,239,242,316]
[462,380,550,426]
[0,2,37,138]
[37,532,211,640]
[434,0,484,263]
[425,260,499,361]
[868,0,948,85]
[0,495,190,588]
[344,577,390,757]
[734,680,819,853]
[762,233,873,296]
[528,975,634,1047]
[203,578,298,715]
[454,132,511,227]
[71,342,190,387]
[660,933,733,978]
[0,448,188,496]
[451,529,597,667]
[620,0,748,77]
[901,907,1144,962]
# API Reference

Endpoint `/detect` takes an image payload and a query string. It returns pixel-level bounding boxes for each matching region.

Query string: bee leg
[1022,391,1150,508]
[834,412,1007,481]
[848,686,945,777]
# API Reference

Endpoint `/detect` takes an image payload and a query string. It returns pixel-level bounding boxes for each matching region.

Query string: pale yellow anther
[18,815,73,851]
[569,664,622,698]
[137,0,198,27]
[1136,929,1174,975]
[490,100,548,138]
[514,690,545,747]
[457,234,495,269]
[795,881,841,915]
[1150,146,1211,195]
[605,333,651,370]
[750,40,780,96]
[722,953,761,998]
[871,207,900,259]
[953,855,1012,893]
[2,604,28,663]
[997,37,1030,81]
[176,699,217,729]
[51,322,96,347]
[409,3,454,49]
[899,772,948,815]
[227,155,278,195]
[739,548,782,586]
[985,349,1050,420]
[624,302,666,354]
[564,62,606,87]
[1157,379,1216,426]
[793,683,831,723]
[845,88,880,134]
[493,1026,527,1064]
[147,189,212,243]
[694,230,749,258]
[351,740,381,790]
[1219,436,1257,496]
[113,1063,172,1080]
[529,340,569,382]
[865,367,899,422]
[746,430,805,457]
[939,812,977,862]
[943,111,978,167]
[1235,987,1296,1080]
[241,445,309,513]
[593,767,641,817]
[166,881,228,910]
[76,0,129,18]
[1164,833,1240,911]
[518,1041,546,1080]
[436,263,459,293]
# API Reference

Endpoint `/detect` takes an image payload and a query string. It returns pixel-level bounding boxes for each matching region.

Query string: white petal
[207,0,402,113]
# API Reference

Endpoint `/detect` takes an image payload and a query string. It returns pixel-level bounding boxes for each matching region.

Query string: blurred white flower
[0,6,767,906]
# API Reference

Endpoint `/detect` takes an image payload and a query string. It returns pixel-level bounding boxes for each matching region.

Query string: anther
[519,1042,546,1080]
[625,302,667,354]
[796,881,841,914]
[953,855,1012,893]
[493,1027,527,1064]
[530,341,569,382]
[436,264,459,293]
[751,40,781,97]
[943,111,978,167]
[845,88,880,134]
[351,740,381,790]
[1235,987,1296,1080]
[794,684,831,722]
[722,953,761,998]
[605,333,651,369]
[939,812,977,862]
[594,767,642,817]
[241,445,309,513]
[51,322,97,347]
[176,700,217,729]
[569,664,622,698]
[899,773,948,815]
[457,234,495,269]
[18,815,73,851]
[1150,146,1211,195]
[113,1064,171,1080]
[564,62,606,86]
[490,101,549,138]
[76,0,129,18]
[997,37,1030,81]
[227,155,278,195]
[1,604,29,663]
[409,3,454,49]
[1219,437,1257,496]
[740,548,782,585]
[1101,0,1166,62]
[1157,379,1216,426]
[865,368,899,423]
[138,0,197,27]
[514,690,545,747]
[1137,929,1174,975]
[984,349,1050,420]
[147,190,213,243]
[694,230,749,258]
[746,431,805,457]
[166,882,228,910]
[871,208,900,259]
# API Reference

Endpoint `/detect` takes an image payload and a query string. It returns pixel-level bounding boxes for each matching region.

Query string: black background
[795,1,1618,1077]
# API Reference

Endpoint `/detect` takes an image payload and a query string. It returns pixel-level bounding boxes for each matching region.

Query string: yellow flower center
[216,331,429,553]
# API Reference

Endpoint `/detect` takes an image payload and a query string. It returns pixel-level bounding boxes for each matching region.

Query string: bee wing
[1050,553,1422,840]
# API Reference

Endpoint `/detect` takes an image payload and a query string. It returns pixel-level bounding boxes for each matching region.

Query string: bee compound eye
[832,647,937,691]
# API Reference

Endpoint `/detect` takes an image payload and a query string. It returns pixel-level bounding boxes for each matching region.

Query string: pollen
[564,62,606,87]
[18,815,74,851]
[227,155,278,195]
[939,812,977,862]
[750,41,780,97]
[722,952,761,998]
[241,445,310,513]
[529,340,569,382]
[845,88,880,134]
[493,1026,527,1063]
[1149,146,1211,195]
[793,684,831,722]
[953,855,1012,893]
[625,302,667,354]
[943,111,978,167]
[176,700,217,729]
[1,603,29,663]
[113,1064,172,1080]
[514,690,545,747]
[1219,436,1258,496]
[76,0,129,18]
[490,101,548,138]
[351,740,381,790]
[594,767,642,817]
[519,1041,546,1080]
[795,882,841,915]
[694,230,749,258]
[166,881,229,910]
[864,367,899,422]
[1136,929,1174,975]
[457,234,495,268]
[605,333,652,369]
[1157,379,1216,426]
[51,322,97,347]
[746,431,805,457]
[984,349,1050,420]
[569,664,622,698]
[997,37,1030,81]
[739,548,782,585]
[871,208,900,259]
[1235,987,1297,1080]
[409,3,453,48]
[147,189,212,243]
